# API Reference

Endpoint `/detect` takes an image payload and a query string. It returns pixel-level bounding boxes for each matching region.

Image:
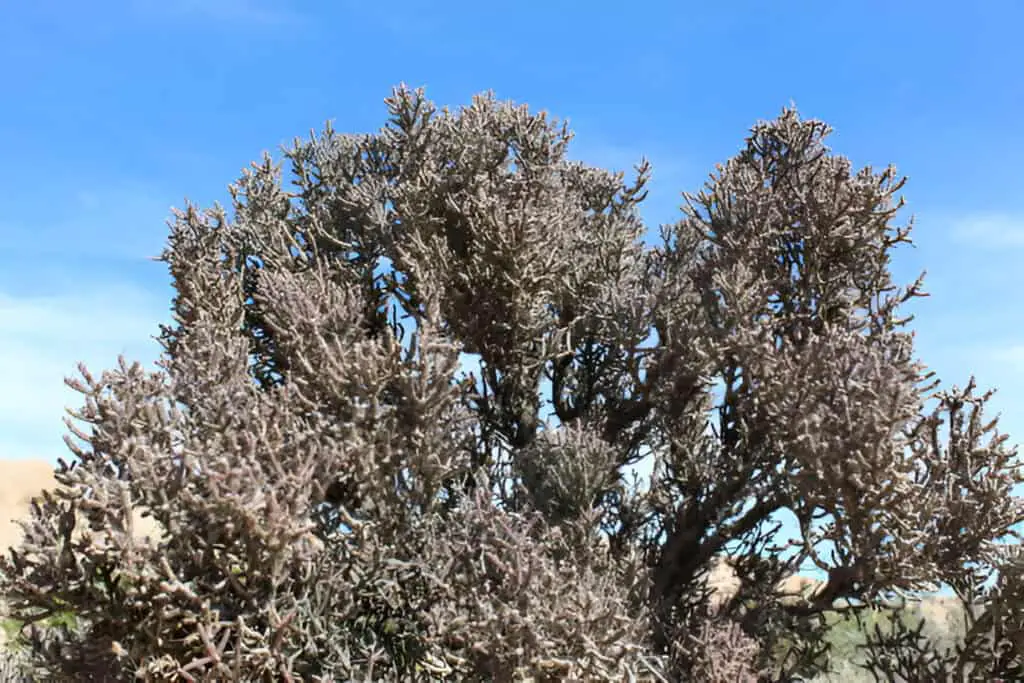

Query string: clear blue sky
[1,0,1022,472]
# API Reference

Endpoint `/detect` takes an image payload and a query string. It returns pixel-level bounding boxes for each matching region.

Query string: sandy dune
[0,459,63,554]
[705,556,828,608]
[0,458,164,555]
[0,459,962,654]
[0,458,818,602]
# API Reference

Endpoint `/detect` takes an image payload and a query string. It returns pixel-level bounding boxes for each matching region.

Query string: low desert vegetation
[1,85,1021,681]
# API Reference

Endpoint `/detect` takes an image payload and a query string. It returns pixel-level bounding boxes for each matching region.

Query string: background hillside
[0,459,968,681]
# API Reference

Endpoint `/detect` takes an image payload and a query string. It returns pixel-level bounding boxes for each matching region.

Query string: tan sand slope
[0,458,818,601]
[706,556,827,608]
[0,459,62,554]
[0,460,962,637]
[0,459,163,554]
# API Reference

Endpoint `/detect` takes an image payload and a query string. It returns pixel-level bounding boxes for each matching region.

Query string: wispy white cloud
[335,0,440,38]
[0,183,172,262]
[990,344,1024,373]
[0,285,166,463]
[567,138,691,230]
[950,213,1024,248]
[127,0,301,27]
[569,139,689,184]
[922,340,1024,448]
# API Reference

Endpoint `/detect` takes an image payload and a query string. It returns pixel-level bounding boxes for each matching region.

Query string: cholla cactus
[1,85,1020,681]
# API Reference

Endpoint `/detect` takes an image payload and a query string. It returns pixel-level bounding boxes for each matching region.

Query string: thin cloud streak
[991,344,1024,373]
[0,285,166,462]
[0,184,173,263]
[127,0,302,27]
[950,213,1024,248]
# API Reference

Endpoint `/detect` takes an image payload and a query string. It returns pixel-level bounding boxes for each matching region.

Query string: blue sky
[1,0,1022,475]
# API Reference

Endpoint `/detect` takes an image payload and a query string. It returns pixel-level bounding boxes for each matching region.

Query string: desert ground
[0,458,165,551]
[0,458,964,680]
[0,458,801,596]
[0,457,957,611]
[0,459,64,554]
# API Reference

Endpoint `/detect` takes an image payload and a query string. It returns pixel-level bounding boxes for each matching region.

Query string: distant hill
[0,458,163,553]
[0,459,967,680]
[0,459,61,553]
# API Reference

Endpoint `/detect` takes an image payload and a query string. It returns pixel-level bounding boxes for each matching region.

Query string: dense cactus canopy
[1,86,1021,681]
